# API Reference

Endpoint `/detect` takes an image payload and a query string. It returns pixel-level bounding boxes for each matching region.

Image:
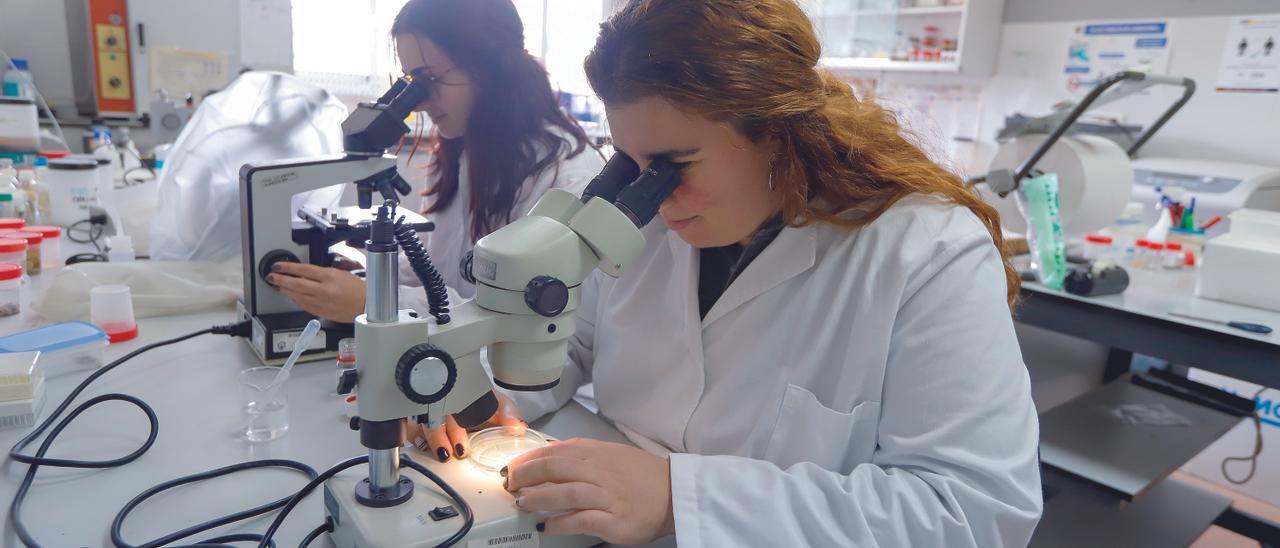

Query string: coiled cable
[394,215,451,325]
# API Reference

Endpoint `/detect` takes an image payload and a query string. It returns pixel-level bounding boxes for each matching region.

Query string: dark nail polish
[499,466,508,477]
[455,443,465,457]
[503,477,509,490]
[536,522,545,533]
[271,263,282,272]
[437,447,449,462]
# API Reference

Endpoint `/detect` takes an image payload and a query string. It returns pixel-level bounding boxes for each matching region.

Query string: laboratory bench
[3,237,1279,546]
[1019,265,1280,546]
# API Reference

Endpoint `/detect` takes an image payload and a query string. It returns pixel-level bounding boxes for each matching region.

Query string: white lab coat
[396,127,604,311]
[513,193,1043,547]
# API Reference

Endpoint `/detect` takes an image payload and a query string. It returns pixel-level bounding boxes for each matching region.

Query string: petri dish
[468,427,551,473]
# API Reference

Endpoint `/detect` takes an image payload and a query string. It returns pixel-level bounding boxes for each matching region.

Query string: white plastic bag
[148,71,349,261]
[31,260,242,322]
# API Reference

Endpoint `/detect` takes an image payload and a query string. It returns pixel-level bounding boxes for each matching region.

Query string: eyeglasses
[406,65,466,99]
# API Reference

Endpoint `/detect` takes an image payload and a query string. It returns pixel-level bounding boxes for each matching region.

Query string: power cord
[111,459,316,548]
[299,518,334,548]
[254,454,474,548]
[7,322,249,547]
[8,318,474,548]
[65,218,108,264]
[1221,385,1268,485]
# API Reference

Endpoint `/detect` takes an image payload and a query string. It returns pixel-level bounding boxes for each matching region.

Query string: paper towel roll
[980,134,1134,236]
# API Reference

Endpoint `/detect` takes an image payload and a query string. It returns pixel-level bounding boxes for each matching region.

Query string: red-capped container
[0,262,21,317]
[1083,233,1114,261]
[24,226,62,271]
[0,218,24,230]
[0,238,27,268]
[5,231,42,274]
[0,263,21,318]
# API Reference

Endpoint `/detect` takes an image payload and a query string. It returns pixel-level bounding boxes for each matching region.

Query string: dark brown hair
[394,0,594,242]
[585,0,1018,306]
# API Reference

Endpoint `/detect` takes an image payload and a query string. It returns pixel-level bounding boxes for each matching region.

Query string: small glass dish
[467,426,552,473]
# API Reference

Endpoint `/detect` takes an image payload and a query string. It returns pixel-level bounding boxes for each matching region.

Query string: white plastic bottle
[17,171,40,224]
[2,58,35,99]
[92,129,122,186]
[0,159,20,219]
[107,234,135,262]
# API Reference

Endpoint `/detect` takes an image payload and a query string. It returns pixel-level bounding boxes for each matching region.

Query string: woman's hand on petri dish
[414,391,526,462]
[504,438,676,544]
[267,263,366,323]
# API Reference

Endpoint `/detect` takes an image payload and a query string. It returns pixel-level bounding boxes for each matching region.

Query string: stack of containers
[0,351,43,430]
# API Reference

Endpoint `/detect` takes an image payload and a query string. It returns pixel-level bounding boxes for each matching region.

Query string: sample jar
[4,231,40,274]
[0,238,25,268]
[0,263,21,317]
[24,226,60,271]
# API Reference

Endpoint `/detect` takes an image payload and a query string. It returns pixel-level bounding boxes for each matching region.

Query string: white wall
[863,13,1280,177]
[0,0,292,120]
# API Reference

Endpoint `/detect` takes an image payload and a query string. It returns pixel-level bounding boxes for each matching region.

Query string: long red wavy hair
[586,0,1019,307]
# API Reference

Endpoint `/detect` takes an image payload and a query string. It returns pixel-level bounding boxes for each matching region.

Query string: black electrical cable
[299,518,334,548]
[394,215,451,324]
[110,459,318,548]
[1221,385,1268,485]
[256,454,474,548]
[65,218,108,264]
[7,323,248,547]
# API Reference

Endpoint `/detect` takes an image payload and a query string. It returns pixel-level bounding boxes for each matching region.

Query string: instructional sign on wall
[1215,15,1280,93]
[1062,21,1172,95]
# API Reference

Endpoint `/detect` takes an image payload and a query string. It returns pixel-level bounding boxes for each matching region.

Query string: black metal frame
[1018,286,1280,542]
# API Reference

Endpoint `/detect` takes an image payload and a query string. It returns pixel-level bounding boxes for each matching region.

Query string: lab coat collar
[666,223,818,328]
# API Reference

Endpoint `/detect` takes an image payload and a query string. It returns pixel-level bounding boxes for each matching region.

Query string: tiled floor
[1174,471,1280,547]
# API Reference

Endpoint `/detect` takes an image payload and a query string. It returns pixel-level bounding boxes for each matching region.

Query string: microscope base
[324,449,597,548]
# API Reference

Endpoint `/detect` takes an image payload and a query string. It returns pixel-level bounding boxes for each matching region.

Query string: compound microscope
[238,77,433,364]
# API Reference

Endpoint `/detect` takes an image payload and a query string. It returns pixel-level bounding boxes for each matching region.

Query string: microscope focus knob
[395,344,457,405]
[460,251,476,285]
[524,276,568,317]
[259,249,300,285]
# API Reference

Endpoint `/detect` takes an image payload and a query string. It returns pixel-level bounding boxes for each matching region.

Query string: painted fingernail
[499,465,508,477]
[271,263,282,272]
[414,437,426,449]
[437,447,449,462]
[503,477,509,491]
[267,274,276,284]
[514,495,525,508]
[455,443,465,457]
[536,522,545,533]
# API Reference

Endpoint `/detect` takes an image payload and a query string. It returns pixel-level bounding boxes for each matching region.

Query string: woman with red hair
[496,1,1041,546]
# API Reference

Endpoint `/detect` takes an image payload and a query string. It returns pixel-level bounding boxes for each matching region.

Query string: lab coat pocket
[764,384,880,473]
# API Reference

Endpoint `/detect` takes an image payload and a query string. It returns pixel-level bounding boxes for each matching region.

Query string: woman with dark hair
[490,1,1043,546]
[270,7,602,328]
[271,0,600,462]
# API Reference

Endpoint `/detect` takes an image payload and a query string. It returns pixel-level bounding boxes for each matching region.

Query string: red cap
[1149,242,1165,251]
[24,225,61,238]
[0,218,24,230]
[1165,242,1183,251]
[105,324,139,343]
[1185,251,1196,266]
[40,150,71,159]
[5,231,42,245]
[1135,239,1150,248]
[0,238,27,253]
[1085,234,1113,244]
[0,262,21,281]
